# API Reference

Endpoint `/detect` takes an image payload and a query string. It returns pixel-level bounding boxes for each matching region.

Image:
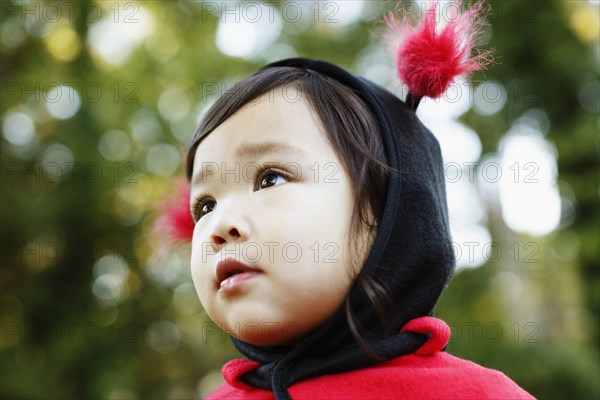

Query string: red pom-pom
[385,0,494,101]
[153,178,195,244]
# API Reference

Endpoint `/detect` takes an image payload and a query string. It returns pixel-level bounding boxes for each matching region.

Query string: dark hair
[187,67,394,355]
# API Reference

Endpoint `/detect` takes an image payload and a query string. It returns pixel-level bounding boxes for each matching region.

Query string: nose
[208,201,251,247]
[212,226,241,245]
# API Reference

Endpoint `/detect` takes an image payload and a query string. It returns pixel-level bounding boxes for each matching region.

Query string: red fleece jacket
[206,317,535,400]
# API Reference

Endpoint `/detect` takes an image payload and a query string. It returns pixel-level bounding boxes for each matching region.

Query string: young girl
[158,2,535,399]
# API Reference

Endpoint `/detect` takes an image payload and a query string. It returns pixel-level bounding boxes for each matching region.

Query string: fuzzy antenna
[385,0,494,111]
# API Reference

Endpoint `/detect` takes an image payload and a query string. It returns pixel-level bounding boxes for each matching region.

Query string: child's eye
[191,198,215,222]
[200,200,215,217]
[256,168,289,190]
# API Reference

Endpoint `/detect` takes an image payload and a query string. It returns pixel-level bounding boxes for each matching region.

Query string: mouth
[216,258,261,292]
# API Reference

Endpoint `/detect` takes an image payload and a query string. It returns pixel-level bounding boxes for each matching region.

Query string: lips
[216,258,261,291]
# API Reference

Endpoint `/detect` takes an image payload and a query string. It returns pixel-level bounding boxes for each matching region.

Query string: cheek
[270,181,355,263]
[190,236,214,309]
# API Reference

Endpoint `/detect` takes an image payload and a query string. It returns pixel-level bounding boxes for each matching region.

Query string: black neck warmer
[230,58,455,400]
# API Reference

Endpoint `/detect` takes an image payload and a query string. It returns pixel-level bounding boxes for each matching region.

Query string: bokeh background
[1,0,598,398]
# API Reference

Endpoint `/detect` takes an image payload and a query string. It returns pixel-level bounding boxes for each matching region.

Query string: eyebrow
[235,141,307,159]
[192,141,307,186]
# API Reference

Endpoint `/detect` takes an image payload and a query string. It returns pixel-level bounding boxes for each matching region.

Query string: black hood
[230,58,455,400]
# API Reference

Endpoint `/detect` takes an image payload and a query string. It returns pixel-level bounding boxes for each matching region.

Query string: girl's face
[190,87,369,346]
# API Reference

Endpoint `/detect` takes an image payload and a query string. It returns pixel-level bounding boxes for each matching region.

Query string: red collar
[222,316,451,389]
